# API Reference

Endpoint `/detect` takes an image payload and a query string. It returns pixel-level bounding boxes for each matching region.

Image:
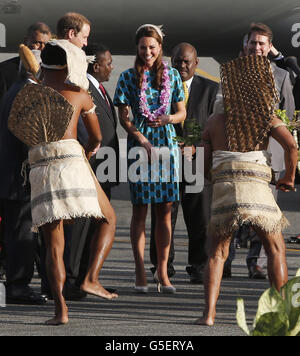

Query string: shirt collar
[87,73,100,89]
[184,76,194,91]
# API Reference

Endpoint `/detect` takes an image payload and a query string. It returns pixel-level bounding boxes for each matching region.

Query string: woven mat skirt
[28,139,104,232]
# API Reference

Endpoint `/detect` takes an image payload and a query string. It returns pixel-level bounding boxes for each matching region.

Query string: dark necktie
[99,83,110,106]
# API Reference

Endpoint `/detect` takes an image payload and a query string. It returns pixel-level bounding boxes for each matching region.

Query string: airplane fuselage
[1,0,300,63]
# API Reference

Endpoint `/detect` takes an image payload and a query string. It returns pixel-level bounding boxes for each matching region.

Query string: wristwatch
[272,51,284,60]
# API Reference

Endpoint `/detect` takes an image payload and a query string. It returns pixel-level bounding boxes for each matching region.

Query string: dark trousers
[0,200,5,272]
[2,198,37,286]
[150,184,210,269]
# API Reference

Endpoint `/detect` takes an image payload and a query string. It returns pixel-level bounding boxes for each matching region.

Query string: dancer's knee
[104,207,117,232]
[207,235,231,261]
[259,231,286,257]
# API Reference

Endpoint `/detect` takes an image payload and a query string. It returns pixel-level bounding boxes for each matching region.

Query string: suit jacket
[174,74,218,180]
[175,74,219,140]
[268,63,295,172]
[77,78,119,187]
[0,78,29,201]
[0,56,21,101]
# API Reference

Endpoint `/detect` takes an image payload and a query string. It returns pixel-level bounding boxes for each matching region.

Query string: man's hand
[179,143,196,161]
[276,177,296,192]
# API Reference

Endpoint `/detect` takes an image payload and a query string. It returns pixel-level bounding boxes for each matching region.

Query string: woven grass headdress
[220,55,279,152]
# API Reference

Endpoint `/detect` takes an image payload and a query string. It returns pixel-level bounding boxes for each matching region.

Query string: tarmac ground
[0,183,300,338]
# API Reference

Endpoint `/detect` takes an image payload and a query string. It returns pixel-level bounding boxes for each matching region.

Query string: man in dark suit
[64,43,119,290]
[150,43,218,283]
[0,65,47,304]
[0,22,51,302]
[84,43,119,199]
[0,22,51,101]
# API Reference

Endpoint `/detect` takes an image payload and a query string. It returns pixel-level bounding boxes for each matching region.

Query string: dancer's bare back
[43,73,101,158]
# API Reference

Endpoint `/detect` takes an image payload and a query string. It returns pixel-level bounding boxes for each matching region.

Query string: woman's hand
[146,115,171,128]
[138,135,153,161]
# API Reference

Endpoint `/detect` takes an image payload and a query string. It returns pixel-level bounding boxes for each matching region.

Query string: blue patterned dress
[113,66,184,205]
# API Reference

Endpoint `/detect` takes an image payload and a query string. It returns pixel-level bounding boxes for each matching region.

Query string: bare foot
[194,312,215,326]
[45,315,69,326]
[45,305,69,326]
[194,317,214,326]
[81,281,118,300]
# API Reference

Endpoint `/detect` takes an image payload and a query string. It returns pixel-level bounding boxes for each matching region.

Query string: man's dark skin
[92,50,114,83]
[171,42,199,158]
[196,113,297,326]
[41,67,117,326]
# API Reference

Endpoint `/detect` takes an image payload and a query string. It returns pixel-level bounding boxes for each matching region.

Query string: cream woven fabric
[208,151,288,238]
[28,139,105,232]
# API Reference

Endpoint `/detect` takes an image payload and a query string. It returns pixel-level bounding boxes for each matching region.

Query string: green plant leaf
[236,298,250,335]
[281,276,300,334]
[289,314,300,336]
[173,119,202,146]
[253,287,287,328]
[252,312,289,336]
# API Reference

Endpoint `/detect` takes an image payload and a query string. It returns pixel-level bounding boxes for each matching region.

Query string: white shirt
[87,73,107,101]
[184,76,194,94]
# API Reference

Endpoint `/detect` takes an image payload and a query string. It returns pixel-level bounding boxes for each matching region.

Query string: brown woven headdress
[220,55,279,152]
[8,83,74,146]
[19,44,40,78]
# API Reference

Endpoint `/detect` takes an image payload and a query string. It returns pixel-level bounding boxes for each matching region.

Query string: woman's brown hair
[134,26,164,90]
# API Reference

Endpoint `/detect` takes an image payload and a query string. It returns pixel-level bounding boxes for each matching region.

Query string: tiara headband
[136,24,165,40]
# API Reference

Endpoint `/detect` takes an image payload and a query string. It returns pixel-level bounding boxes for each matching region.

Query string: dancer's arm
[271,117,298,191]
[81,94,102,160]
[118,104,153,160]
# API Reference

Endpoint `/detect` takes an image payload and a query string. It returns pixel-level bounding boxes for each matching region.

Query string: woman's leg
[253,227,288,291]
[131,204,148,287]
[42,220,68,325]
[195,234,232,326]
[153,202,173,286]
[81,185,118,299]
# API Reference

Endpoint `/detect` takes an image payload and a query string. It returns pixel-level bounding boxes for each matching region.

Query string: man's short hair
[26,22,52,38]
[57,12,91,38]
[84,43,110,73]
[171,42,198,59]
[248,23,273,43]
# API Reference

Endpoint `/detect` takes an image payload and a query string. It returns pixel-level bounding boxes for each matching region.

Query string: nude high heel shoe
[153,272,176,294]
[134,286,149,294]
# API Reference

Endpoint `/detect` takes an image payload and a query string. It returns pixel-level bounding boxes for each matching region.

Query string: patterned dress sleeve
[113,70,132,107]
[171,68,185,103]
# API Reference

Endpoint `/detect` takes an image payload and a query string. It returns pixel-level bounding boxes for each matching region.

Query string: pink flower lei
[139,61,171,122]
